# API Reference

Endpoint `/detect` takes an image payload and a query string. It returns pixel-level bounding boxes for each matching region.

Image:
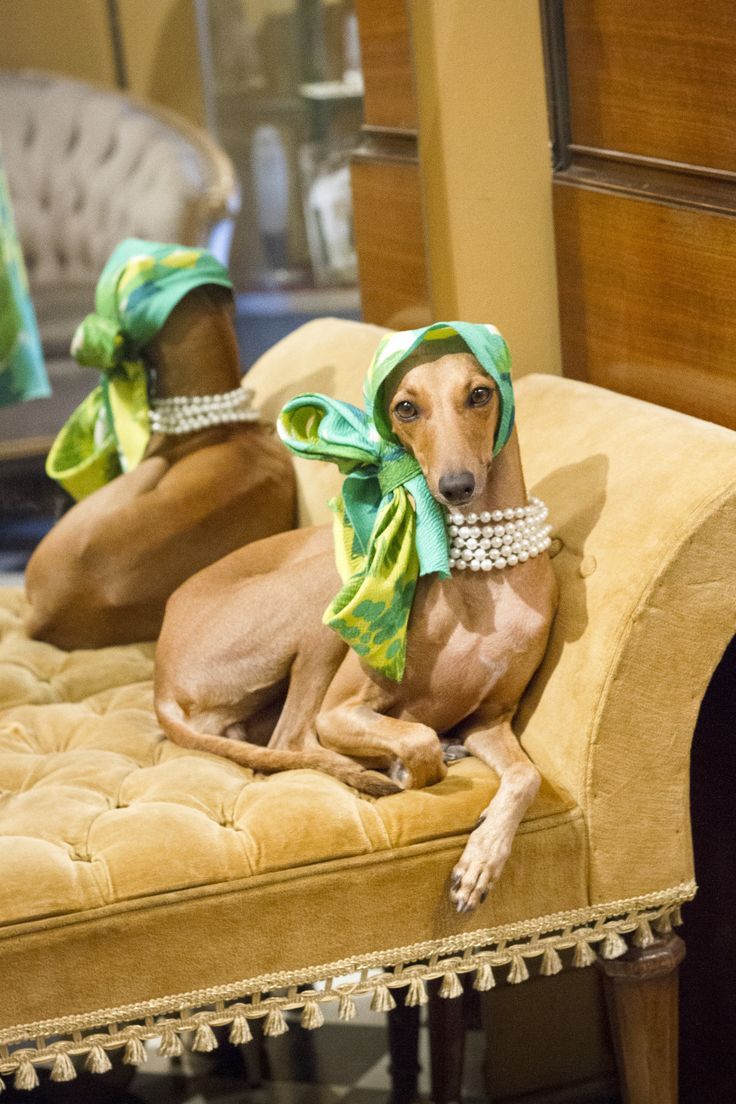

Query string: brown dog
[24,287,296,650]
[155,349,557,911]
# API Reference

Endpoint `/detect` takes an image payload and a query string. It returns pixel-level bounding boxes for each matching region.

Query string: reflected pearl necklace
[149,387,260,435]
[446,496,552,572]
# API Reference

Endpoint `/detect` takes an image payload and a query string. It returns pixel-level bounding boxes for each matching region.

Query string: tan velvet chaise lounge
[1,319,735,1098]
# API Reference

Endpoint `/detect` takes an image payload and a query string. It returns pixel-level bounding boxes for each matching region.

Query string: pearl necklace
[446,496,552,572]
[149,387,260,435]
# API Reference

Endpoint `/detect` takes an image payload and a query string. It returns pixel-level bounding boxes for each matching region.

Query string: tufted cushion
[0,585,583,1034]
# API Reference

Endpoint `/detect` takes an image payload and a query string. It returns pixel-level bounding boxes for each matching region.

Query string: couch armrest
[515,374,736,902]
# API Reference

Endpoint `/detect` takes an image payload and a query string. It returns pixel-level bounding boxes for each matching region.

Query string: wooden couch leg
[598,933,685,1104]
[427,979,466,1104]
[388,1000,421,1104]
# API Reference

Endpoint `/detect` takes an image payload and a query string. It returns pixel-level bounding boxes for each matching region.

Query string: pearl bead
[458,526,471,539]
[481,526,493,538]
[494,557,507,569]
[503,508,514,520]
[481,560,493,571]
[491,510,503,522]
[448,525,459,537]
[479,538,491,550]
[514,507,525,518]
[461,549,474,562]
[469,560,481,571]
[518,550,529,562]
[493,525,505,537]
[491,536,503,548]
[529,547,538,557]
[466,512,478,524]
[469,526,481,539]
[466,537,478,550]
[450,547,461,560]
[451,512,464,525]
[507,554,519,566]
[500,545,512,558]
[473,547,485,561]
[456,559,467,570]
[480,512,491,523]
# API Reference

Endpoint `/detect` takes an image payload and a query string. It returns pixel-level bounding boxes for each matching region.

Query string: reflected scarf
[278,322,515,681]
[46,238,232,500]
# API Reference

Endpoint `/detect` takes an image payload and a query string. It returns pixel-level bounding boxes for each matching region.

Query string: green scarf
[0,142,49,408]
[278,322,515,681]
[46,238,233,500]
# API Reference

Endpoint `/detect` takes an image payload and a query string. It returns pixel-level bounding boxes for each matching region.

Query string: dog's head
[385,350,500,508]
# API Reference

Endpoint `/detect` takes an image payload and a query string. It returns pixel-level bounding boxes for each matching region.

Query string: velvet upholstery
[1,319,734,1082]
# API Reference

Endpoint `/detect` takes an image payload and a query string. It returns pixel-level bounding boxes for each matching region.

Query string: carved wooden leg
[598,933,685,1104]
[427,979,466,1104]
[388,1000,421,1104]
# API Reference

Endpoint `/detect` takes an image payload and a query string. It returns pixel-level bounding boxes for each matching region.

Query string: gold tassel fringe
[300,1001,324,1030]
[0,886,694,1086]
[85,1044,113,1073]
[192,1020,219,1053]
[263,1006,288,1037]
[229,1010,253,1045]
[50,1050,76,1082]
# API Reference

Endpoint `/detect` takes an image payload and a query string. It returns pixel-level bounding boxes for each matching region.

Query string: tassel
[192,1020,218,1053]
[370,984,396,1013]
[601,929,628,960]
[229,1010,253,1045]
[123,1036,147,1066]
[507,954,529,984]
[338,993,357,1021]
[473,961,496,991]
[672,905,683,927]
[86,1043,113,1073]
[633,918,655,949]
[540,945,563,976]
[300,1001,324,1030]
[263,1006,288,1037]
[0,1074,5,1093]
[405,975,428,1007]
[573,938,597,968]
[439,971,463,999]
[14,1061,39,1091]
[654,911,673,935]
[158,1026,183,1058]
[50,1051,77,1082]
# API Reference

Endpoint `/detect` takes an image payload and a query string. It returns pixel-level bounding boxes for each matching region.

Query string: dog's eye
[469,386,492,407]
[394,400,418,421]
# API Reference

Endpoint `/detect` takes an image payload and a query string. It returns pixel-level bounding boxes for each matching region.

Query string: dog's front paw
[449,823,511,913]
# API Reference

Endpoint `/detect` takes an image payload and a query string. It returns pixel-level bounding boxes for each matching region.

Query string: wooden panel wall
[543,0,736,428]
[351,0,431,329]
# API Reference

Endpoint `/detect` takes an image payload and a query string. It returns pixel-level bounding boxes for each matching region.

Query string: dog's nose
[438,471,476,504]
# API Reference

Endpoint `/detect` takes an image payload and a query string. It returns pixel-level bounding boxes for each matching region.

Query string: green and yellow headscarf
[46,238,233,501]
[278,322,515,681]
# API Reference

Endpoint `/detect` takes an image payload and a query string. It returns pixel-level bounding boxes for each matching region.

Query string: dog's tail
[156,698,400,798]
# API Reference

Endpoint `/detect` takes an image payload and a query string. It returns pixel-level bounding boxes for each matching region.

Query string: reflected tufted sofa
[1,319,735,1096]
[0,69,240,469]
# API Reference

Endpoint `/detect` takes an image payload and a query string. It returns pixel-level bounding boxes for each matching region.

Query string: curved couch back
[0,69,239,284]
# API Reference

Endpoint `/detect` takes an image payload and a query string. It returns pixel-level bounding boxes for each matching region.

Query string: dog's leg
[317,704,447,790]
[449,713,541,912]
[268,632,349,750]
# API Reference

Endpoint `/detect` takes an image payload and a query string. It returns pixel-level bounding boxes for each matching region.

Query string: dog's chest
[397,573,549,728]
